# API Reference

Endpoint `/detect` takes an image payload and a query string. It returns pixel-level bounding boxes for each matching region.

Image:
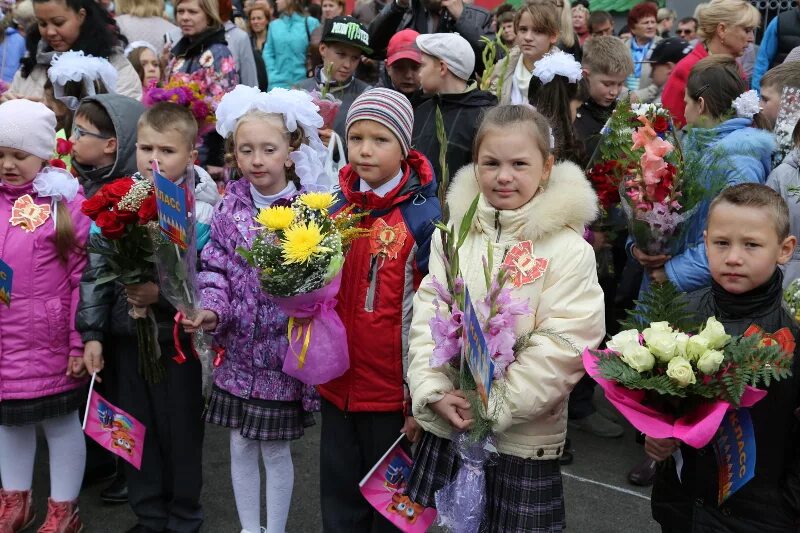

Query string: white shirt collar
[250,181,297,209]
[359,169,403,197]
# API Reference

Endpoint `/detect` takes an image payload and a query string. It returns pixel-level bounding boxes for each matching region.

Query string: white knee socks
[0,423,36,491]
[229,431,294,533]
[0,411,85,502]
[261,440,293,533]
[41,412,86,502]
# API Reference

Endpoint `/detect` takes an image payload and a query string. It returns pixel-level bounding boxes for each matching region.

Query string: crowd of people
[0,0,799,532]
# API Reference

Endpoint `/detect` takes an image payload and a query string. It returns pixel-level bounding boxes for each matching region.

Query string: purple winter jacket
[199,179,318,411]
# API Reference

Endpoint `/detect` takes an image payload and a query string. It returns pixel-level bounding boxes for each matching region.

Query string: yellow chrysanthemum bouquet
[238,191,368,384]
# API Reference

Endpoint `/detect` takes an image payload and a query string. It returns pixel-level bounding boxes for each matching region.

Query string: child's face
[419,53,445,94]
[346,120,404,189]
[500,21,515,44]
[516,12,558,64]
[136,125,196,182]
[70,114,116,168]
[759,84,781,128]
[704,203,795,294]
[584,70,627,107]
[139,48,161,88]
[319,42,362,83]
[651,63,672,88]
[476,124,554,211]
[0,148,44,186]
[235,117,292,196]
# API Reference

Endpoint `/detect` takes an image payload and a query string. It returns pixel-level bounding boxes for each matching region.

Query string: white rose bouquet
[582,315,793,448]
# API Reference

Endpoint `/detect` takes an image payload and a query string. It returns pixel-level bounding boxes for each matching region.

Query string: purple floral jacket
[199,179,318,411]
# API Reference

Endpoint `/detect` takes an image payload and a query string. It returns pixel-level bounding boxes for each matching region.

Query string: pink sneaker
[36,499,82,533]
[0,489,35,533]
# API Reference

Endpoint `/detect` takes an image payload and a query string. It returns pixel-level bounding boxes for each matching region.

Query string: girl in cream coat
[405,105,605,532]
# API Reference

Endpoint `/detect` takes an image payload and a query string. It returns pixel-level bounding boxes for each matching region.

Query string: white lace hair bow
[532,50,583,85]
[216,85,327,188]
[124,40,158,58]
[47,51,119,110]
[33,166,80,229]
[732,89,761,119]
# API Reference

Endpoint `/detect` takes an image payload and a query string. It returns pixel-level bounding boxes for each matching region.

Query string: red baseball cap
[386,29,422,66]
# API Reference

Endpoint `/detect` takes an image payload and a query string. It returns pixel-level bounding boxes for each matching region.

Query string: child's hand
[632,246,670,269]
[126,282,160,307]
[181,310,219,333]
[649,267,668,284]
[83,341,105,382]
[401,416,422,443]
[644,436,679,462]
[453,390,475,426]
[66,356,87,379]
[430,392,473,431]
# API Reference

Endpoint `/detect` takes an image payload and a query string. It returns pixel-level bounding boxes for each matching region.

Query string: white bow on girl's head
[732,89,761,119]
[532,50,583,85]
[124,40,159,58]
[47,51,119,110]
[215,85,328,188]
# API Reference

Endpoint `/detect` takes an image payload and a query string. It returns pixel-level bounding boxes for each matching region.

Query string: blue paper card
[0,259,11,307]
[153,167,188,249]
[462,289,494,408]
[713,408,756,504]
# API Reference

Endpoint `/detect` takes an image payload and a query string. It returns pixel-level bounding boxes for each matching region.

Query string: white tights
[229,430,294,533]
[0,411,86,502]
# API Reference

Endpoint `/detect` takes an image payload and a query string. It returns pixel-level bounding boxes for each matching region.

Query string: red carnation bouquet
[81,176,165,382]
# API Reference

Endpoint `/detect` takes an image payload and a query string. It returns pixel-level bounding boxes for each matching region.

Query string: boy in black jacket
[646,184,800,532]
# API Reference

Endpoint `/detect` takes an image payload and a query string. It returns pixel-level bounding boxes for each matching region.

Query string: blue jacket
[0,29,25,83]
[753,16,778,92]
[637,118,776,294]
[264,14,320,90]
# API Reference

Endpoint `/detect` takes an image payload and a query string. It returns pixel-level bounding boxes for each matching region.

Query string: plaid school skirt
[407,432,566,533]
[0,388,84,426]
[204,386,315,441]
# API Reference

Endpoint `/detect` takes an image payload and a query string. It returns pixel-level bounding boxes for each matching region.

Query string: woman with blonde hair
[116,0,178,51]
[246,1,271,90]
[661,0,760,127]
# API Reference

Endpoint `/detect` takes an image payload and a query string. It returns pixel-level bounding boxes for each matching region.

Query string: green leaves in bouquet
[620,281,698,332]
[478,35,509,98]
[594,350,692,397]
[87,225,156,286]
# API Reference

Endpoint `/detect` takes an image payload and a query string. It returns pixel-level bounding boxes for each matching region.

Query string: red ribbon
[172,312,200,364]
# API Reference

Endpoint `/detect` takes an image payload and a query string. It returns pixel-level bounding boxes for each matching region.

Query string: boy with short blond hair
[576,35,634,163]
[759,61,800,130]
[78,102,220,533]
[647,183,800,531]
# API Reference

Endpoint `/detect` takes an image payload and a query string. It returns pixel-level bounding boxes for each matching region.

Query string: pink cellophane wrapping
[582,348,766,448]
[273,271,349,385]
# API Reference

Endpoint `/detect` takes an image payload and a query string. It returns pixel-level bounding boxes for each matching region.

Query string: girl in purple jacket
[182,86,326,533]
[0,100,91,532]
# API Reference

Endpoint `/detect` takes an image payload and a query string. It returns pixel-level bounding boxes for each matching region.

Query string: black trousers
[320,398,405,533]
[115,339,205,532]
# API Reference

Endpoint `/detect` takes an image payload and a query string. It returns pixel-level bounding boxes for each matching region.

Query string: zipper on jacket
[364,255,379,312]
[494,210,502,243]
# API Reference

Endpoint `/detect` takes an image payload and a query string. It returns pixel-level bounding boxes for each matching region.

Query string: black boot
[101,468,128,504]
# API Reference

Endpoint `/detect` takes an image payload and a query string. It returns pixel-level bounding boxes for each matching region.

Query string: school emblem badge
[369,219,407,260]
[502,240,548,288]
[10,194,51,232]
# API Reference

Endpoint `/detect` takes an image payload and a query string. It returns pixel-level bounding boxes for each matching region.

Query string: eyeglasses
[677,29,693,35]
[72,126,111,141]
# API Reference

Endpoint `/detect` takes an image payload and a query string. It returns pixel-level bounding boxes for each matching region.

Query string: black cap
[321,16,372,55]
[646,37,692,65]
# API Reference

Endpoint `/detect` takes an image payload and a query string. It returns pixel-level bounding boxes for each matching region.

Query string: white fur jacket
[407,160,606,460]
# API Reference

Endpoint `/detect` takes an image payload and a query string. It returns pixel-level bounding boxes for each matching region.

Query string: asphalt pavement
[26,390,661,532]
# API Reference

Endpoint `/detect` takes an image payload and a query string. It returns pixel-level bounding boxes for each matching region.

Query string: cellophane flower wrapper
[784,279,800,322]
[434,433,494,533]
[149,165,213,387]
[582,348,766,448]
[272,270,349,385]
[310,90,342,130]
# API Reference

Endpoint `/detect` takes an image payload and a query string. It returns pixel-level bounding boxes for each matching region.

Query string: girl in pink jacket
[0,100,91,533]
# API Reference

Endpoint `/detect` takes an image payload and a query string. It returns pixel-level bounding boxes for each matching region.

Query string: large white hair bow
[47,51,119,110]
[732,90,761,119]
[532,50,583,85]
[33,166,80,228]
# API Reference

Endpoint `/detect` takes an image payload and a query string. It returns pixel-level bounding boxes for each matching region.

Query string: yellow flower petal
[255,206,295,231]
[299,192,335,212]
[281,221,329,264]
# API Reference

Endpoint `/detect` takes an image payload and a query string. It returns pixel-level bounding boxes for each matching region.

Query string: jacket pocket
[45,298,69,352]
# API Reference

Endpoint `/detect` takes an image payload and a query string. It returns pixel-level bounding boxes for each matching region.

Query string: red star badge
[502,240,548,288]
[10,195,51,233]
[369,219,407,260]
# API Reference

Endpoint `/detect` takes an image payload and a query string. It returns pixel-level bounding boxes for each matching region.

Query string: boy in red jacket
[319,88,441,531]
